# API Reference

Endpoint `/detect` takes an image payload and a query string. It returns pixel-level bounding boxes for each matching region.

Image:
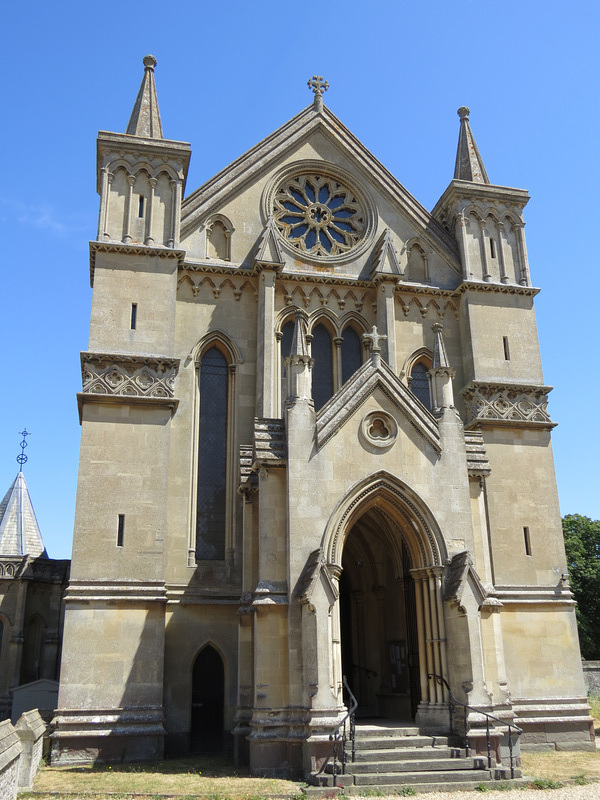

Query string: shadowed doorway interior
[340,508,420,719]
[191,645,224,752]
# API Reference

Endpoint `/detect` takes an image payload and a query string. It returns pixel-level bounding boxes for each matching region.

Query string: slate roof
[0,471,47,558]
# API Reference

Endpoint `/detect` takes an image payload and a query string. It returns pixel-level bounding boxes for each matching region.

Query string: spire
[254,216,285,268]
[126,55,164,139]
[432,322,451,368]
[289,308,309,358]
[0,472,47,557]
[430,323,455,413]
[454,107,489,184]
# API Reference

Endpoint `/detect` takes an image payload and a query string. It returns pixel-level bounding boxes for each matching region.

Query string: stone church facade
[53,57,592,774]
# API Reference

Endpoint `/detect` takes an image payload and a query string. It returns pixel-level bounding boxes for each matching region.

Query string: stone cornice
[432,179,530,219]
[0,556,70,582]
[64,580,167,603]
[461,380,555,430]
[494,585,574,606]
[178,263,540,301]
[78,351,180,422]
[456,280,540,297]
[89,241,186,287]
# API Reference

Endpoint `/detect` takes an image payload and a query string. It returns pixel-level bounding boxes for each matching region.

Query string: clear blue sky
[0,1,598,559]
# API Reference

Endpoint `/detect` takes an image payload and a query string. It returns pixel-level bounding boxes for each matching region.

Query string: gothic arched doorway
[339,508,421,720]
[191,645,224,752]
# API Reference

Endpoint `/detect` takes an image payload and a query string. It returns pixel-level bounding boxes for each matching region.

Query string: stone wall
[582,661,600,696]
[0,719,22,800]
[0,709,47,797]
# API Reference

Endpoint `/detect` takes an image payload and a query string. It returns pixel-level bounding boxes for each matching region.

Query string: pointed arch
[191,642,226,752]
[323,471,446,570]
[190,332,240,566]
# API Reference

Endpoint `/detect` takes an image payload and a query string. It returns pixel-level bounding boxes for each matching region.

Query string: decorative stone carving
[360,410,398,449]
[81,353,180,399]
[461,382,554,429]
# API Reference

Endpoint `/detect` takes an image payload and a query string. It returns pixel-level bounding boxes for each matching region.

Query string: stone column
[122,174,135,243]
[333,337,343,392]
[145,177,156,246]
[457,213,472,279]
[478,220,491,282]
[514,223,531,286]
[256,267,278,418]
[495,221,509,284]
[376,280,397,372]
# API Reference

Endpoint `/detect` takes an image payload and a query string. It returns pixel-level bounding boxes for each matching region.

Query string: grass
[26,753,303,799]
[520,749,600,784]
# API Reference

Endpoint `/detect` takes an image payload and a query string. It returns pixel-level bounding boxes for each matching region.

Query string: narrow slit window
[490,237,496,258]
[503,336,510,360]
[138,196,144,218]
[117,514,125,547]
[523,526,531,556]
[131,303,137,330]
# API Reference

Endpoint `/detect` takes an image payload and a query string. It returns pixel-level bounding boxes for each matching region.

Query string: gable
[179,105,461,286]
[316,357,441,453]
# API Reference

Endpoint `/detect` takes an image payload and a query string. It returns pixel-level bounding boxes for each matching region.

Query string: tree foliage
[563,514,600,660]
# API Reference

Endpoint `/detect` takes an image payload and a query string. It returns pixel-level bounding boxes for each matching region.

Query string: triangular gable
[371,228,403,281]
[253,215,284,269]
[181,105,460,271]
[0,472,47,558]
[316,358,441,453]
[444,550,501,610]
[294,548,338,607]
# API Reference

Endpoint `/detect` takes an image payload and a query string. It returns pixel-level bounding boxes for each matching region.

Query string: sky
[0,1,598,559]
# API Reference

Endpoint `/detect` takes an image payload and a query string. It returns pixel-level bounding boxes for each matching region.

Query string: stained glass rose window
[273,173,367,258]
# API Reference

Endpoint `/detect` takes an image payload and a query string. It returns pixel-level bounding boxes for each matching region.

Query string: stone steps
[316,721,522,793]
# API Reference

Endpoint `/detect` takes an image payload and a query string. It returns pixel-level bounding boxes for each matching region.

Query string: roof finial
[454,106,490,185]
[17,428,30,471]
[126,54,164,139]
[308,75,329,111]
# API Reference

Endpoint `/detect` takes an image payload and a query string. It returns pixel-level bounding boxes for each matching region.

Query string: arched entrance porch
[325,473,450,729]
[340,511,420,719]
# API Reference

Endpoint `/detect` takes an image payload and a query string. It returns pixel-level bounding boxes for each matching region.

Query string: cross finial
[363,326,387,353]
[17,428,30,471]
[308,75,329,110]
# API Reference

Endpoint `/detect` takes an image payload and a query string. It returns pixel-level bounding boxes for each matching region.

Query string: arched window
[311,324,334,411]
[196,347,229,560]
[409,361,432,411]
[280,320,295,412]
[341,326,362,386]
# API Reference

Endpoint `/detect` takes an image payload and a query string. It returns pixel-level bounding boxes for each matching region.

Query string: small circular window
[360,410,398,450]
[273,172,367,259]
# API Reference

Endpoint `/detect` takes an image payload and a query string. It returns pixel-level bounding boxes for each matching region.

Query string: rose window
[273,174,366,258]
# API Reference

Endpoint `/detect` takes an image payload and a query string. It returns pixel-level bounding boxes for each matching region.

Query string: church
[52,56,593,778]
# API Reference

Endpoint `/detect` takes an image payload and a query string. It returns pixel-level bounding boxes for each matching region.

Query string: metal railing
[329,676,358,786]
[428,673,523,779]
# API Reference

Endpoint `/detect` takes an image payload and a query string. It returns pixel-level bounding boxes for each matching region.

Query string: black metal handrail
[329,676,358,786]
[351,663,377,679]
[428,673,523,779]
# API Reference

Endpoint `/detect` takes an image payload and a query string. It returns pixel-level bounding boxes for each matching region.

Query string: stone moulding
[64,580,167,604]
[78,352,180,421]
[0,556,69,582]
[461,381,555,429]
[89,240,185,287]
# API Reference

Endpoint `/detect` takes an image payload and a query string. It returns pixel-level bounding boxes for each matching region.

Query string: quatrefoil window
[273,173,366,258]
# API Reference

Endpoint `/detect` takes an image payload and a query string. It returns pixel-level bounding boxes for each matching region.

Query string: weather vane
[17,428,30,470]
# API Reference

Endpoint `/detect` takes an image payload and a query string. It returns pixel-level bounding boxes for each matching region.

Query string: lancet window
[340,326,362,386]
[311,324,334,411]
[280,320,295,413]
[196,347,229,560]
[409,361,432,411]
